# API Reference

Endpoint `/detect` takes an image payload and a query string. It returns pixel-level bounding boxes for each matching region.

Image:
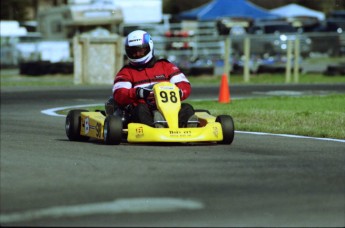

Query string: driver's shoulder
[156,58,170,63]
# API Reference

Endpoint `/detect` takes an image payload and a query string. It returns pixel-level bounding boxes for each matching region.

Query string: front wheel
[104,115,123,145]
[216,115,235,145]
[65,109,90,141]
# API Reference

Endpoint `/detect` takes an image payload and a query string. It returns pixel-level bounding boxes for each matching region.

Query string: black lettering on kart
[87,124,102,139]
[96,123,102,138]
[169,130,192,137]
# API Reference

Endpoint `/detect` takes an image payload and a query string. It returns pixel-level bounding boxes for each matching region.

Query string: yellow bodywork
[79,82,225,143]
[154,82,181,128]
[127,82,224,143]
[127,122,223,143]
[80,111,106,139]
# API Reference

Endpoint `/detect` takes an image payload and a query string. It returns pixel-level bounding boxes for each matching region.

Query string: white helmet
[125,30,154,65]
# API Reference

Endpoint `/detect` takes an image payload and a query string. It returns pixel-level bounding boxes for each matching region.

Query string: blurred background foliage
[1,0,34,21]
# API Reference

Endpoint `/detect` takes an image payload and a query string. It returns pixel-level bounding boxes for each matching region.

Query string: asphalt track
[1,84,344,227]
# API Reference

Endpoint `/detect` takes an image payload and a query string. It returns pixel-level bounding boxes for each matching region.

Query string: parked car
[244,21,312,57]
[305,10,345,56]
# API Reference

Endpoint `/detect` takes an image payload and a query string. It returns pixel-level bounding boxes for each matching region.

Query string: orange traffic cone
[218,73,231,103]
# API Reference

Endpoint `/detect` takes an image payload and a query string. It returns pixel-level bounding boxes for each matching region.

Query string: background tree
[0,0,33,21]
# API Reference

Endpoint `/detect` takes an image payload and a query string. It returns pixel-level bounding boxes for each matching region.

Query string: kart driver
[108,30,198,128]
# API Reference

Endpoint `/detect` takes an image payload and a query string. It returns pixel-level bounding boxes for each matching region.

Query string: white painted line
[41,103,102,117]
[236,131,345,143]
[0,197,203,224]
[253,90,304,96]
[41,104,345,143]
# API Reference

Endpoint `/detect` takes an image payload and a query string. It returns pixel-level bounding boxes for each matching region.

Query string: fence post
[224,37,231,82]
[293,37,300,83]
[244,36,250,82]
[285,39,293,83]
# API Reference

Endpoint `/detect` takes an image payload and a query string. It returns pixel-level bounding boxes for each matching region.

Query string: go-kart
[65,82,235,145]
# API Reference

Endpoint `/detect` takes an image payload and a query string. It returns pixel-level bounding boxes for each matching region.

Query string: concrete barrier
[73,35,123,85]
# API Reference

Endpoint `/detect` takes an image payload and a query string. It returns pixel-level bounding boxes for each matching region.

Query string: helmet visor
[125,44,150,59]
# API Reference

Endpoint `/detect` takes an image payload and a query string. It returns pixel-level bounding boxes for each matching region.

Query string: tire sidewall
[104,115,123,145]
[65,109,89,141]
[216,115,235,144]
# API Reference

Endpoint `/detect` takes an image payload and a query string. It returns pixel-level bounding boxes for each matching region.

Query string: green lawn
[188,73,345,85]
[189,94,345,139]
[1,71,345,87]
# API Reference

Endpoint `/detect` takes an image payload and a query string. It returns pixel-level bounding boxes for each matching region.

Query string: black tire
[104,115,123,145]
[216,115,235,145]
[65,109,90,141]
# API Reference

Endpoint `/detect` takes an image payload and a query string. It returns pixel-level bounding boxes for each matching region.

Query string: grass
[1,70,345,87]
[189,94,345,139]
[0,72,74,87]
[188,73,345,85]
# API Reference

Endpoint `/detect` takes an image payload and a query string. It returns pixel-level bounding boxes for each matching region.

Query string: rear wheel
[65,109,89,141]
[104,115,123,145]
[216,115,235,145]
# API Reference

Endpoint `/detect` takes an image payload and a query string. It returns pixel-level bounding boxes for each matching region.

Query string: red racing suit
[112,58,191,107]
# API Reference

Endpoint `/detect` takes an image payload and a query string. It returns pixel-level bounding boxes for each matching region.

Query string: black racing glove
[136,87,152,99]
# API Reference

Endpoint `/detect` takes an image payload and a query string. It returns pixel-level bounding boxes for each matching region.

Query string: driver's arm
[112,70,137,106]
